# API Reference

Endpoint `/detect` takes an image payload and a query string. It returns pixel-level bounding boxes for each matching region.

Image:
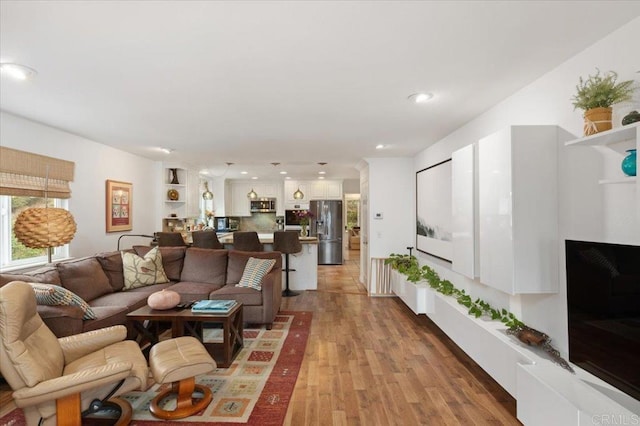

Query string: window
[346,196,360,230]
[0,195,70,270]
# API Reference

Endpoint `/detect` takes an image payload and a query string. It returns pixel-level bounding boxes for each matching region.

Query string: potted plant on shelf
[571,69,636,136]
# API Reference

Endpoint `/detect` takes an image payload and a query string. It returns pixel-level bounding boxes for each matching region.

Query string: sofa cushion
[226,250,282,284]
[180,248,228,285]
[122,247,170,290]
[81,305,130,334]
[90,283,172,310]
[213,285,263,306]
[29,283,97,320]
[96,251,126,291]
[0,265,61,287]
[166,282,224,303]
[236,257,276,291]
[133,246,186,281]
[57,257,113,302]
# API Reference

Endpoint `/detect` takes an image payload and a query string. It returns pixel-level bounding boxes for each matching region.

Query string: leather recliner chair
[0,281,149,425]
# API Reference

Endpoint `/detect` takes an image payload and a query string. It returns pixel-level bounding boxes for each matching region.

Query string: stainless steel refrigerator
[310,200,343,265]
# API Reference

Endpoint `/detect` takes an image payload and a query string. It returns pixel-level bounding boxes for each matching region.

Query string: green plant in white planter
[571,69,636,135]
[385,253,574,372]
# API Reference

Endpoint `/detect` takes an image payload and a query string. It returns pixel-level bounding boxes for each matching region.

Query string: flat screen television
[565,240,640,402]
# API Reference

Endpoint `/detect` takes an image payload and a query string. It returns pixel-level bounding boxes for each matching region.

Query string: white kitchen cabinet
[228,181,251,216]
[288,179,343,201]
[284,180,309,203]
[478,125,571,294]
[308,181,326,199]
[325,180,343,199]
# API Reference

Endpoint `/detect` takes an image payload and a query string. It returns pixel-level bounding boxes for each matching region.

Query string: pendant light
[247,188,258,199]
[13,167,77,263]
[202,181,213,200]
[293,187,304,200]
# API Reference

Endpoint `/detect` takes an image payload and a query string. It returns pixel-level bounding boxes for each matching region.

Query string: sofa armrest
[259,267,282,322]
[58,325,128,363]
[36,305,84,338]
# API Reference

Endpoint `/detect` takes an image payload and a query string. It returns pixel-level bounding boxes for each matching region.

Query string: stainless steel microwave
[250,198,276,213]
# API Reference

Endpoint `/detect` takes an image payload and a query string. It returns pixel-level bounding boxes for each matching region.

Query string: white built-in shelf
[565,122,639,147]
[164,200,185,203]
[165,184,186,188]
[598,177,636,185]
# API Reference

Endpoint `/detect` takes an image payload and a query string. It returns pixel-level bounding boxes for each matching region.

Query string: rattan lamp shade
[14,207,77,248]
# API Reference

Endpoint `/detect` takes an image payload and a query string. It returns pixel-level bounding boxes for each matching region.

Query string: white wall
[365,157,414,259]
[411,17,640,355]
[0,111,160,256]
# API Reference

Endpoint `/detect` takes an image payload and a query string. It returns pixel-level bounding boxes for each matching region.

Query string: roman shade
[0,147,75,198]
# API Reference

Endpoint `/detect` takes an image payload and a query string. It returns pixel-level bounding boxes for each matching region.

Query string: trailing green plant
[571,69,636,111]
[385,254,524,330]
[385,254,575,372]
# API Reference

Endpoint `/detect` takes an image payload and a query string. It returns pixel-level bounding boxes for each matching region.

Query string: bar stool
[156,232,187,247]
[191,230,223,249]
[273,230,302,297]
[233,231,263,252]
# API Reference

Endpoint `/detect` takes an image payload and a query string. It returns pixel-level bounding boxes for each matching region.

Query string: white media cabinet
[391,267,640,425]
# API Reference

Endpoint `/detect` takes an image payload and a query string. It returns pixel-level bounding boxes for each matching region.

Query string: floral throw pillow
[122,246,169,290]
[29,283,97,320]
[236,257,276,291]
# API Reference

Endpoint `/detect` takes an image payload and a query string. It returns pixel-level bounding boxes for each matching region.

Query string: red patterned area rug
[0,311,311,426]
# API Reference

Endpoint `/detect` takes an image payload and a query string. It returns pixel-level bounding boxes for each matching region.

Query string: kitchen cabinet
[226,180,285,216]
[284,180,309,204]
[285,179,342,203]
[478,125,571,294]
[227,181,251,216]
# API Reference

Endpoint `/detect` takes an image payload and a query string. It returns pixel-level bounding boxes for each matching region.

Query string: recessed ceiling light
[252,176,258,180]
[240,171,248,175]
[285,176,291,180]
[408,92,434,103]
[200,170,209,175]
[160,148,174,154]
[375,144,385,150]
[280,171,287,175]
[0,63,37,80]
[318,171,326,174]
[318,176,325,180]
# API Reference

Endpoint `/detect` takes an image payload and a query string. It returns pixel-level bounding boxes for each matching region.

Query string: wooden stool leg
[150,377,213,420]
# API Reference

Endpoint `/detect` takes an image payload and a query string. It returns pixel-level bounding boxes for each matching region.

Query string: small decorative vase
[583,107,612,136]
[621,149,637,177]
[300,225,307,237]
[169,168,180,184]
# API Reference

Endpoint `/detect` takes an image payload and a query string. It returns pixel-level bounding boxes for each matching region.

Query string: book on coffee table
[191,299,237,313]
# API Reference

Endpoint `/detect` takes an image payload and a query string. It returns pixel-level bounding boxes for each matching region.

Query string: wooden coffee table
[127,302,243,368]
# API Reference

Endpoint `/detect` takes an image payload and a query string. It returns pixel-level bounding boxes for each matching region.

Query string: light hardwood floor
[0,251,521,425]
[282,251,520,425]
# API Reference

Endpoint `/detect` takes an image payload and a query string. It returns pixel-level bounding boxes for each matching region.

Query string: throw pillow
[29,283,97,320]
[236,257,276,291]
[122,246,170,290]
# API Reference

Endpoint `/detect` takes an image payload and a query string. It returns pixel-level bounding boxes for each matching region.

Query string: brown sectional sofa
[0,247,282,337]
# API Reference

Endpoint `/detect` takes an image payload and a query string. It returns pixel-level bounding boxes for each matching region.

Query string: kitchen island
[218,233,318,291]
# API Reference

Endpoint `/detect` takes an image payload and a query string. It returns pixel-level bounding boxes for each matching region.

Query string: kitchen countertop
[218,233,317,245]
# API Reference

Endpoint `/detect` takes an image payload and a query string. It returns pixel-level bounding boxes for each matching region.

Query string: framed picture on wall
[106,179,132,232]
[416,159,452,262]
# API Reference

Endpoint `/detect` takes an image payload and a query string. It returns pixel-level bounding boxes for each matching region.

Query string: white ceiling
[2,1,639,181]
